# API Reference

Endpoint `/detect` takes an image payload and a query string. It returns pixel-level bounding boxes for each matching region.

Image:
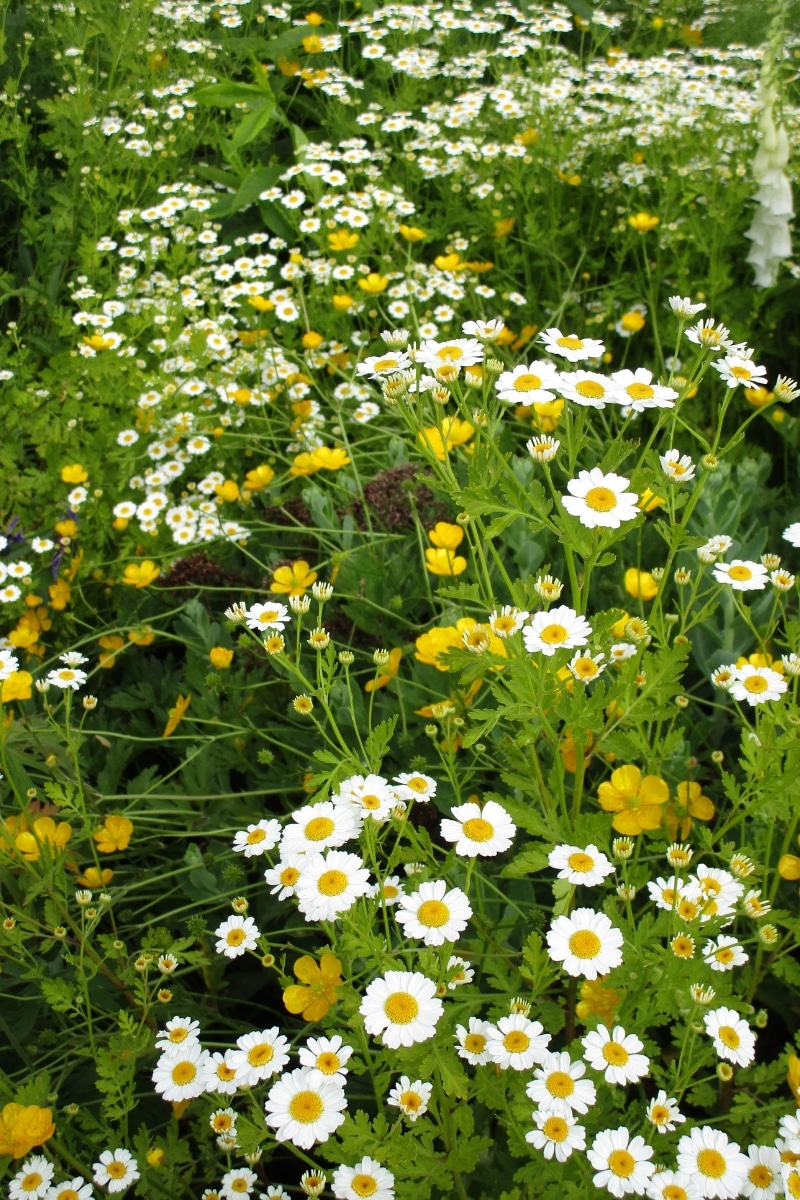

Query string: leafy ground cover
[1,0,800,1197]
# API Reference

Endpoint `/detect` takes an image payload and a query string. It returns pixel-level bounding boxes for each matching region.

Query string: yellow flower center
[436,345,465,362]
[513,372,543,391]
[663,1187,688,1200]
[417,899,451,927]
[318,869,349,896]
[503,1030,530,1053]
[289,1091,324,1124]
[584,486,618,512]
[543,1116,569,1141]
[405,776,428,793]
[714,947,735,964]
[226,929,246,946]
[231,1181,249,1194]
[247,828,266,844]
[608,1150,636,1178]
[361,793,382,810]
[280,866,300,886]
[217,1063,237,1081]
[546,1070,575,1097]
[384,991,419,1024]
[744,675,769,693]
[651,1105,670,1124]
[373,357,398,371]
[568,930,601,959]
[257,609,281,624]
[383,884,399,898]
[169,1028,188,1043]
[59,1191,81,1200]
[540,622,568,645]
[730,365,752,379]
[212,1114,234,1132]
[247,1042,274,1067]
[718,1025,740,1049]
[749,1166,774,1187]
[678,899,699,920]
[697,1150,727,1179]
[575,379,605,399]
[728,565,752,581]
[626,382,654,401]
[22,1175,43,1193]
[106,1163,127,1180]
[462,817,494,842]
[567,852,594,873]
[572,657,598,679]
[400,1091,422,1111]
[785,1171,800,1198]
[351,1176,379,1197]
[305,816,335,841]
[317,1052,341,1074]
[602,1041,629,1066]
[557,336,584,351]
[171,1061,197,1085]
[465,1033,486,1054]
[672,937,694,958]
[493,615,517,633]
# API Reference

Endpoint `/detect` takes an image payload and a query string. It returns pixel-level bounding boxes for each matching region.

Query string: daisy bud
[338,650,354,665]
[381,328,409,349]
[617,884,636,900]
[675,695,689,708]
[308,628,330,650]
[157,954,178,974]
[674,568,691,585]
[774,375,800,402]
[485,357,504,374]
[231,896,249,913]
[729,853,755,878]
[312,581,334,601]
[717,1062,734,1081]
[711,750,724,764]
[75,890,92,905]
[754,1009,768,1028]
[300,1171,327,1197]
[701,454,720,471]
[373,648,390,666]
[612,837,634,860]
[761,553,781,569]
[264,634,285,655]
[261,954,275,968]
[690,984,716,1004]
[292,695,314,715]
[157,989,173,1003]
[758,924,778,945]
[289,594,312,613]
[509,997,531,1016]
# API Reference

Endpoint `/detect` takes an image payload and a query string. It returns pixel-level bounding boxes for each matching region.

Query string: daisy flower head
[446,955,474,989]
[264,1066,347,1149]
[703,934,748,972]
[676,1126,749,1199]
[568,650,606,682]
[557,370,623,409]
[713,354,768,390]
[684,319,732,351]
[646,1089,686,1133]
[92,1149,140,1194]
[455,1017,493,1065]
[415,337,484,371]
[704,1007,756,1068]
[206,1050,239,1096]
[440,799,516,858]
[392,771,437,802]
[526,1110,587,1161]
[281,802,359,855]
[220,1168,256,1199]
[215,914,260,958]
[334,773,396,820]
[46,1177,95,1200]
[495,360,561,404]
[546,908,624,979]
[10,1158,55,1200]
[294,850,371,922]
[527,435,560,463]
[152,1042,211,1101]
[729,665,787,707]
[298,1034,354,1078]
[562,469,639,530]
[548,844,615,887]
[523,605,592,656]
[582,1024,649,1085]
[610,368,678,412]
[331,1156,395,1200]
[784,1166,800,1200]
[646,1169,701,1200]
[486,1013,551,1070]
[588,1127,655,1198]
[395,879,472,945]
[264,852,304,900]
[245,601,290,631]
[229,1027,290,1087]
[46,667,87,691]
[712,560,768,591]
[360,970,443,1048]
[669,296,707,318]
[526,1049,597,1117]
[387,1075,432,1121]
[462,316,506,340]
[783,523,800,548]
[489,605,529,637]
[155,1015,201,1051]
[232,818,282,858]
[660,450,695,482]
[742,1147,782,1200]
[355,350,412,379]
[539,327,606,362]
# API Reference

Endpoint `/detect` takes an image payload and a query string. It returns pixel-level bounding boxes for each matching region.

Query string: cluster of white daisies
[8,1148,140,1200]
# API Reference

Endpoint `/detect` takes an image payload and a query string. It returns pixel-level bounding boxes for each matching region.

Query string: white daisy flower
[495,360,562,405]
[712,560,769,591]
[295,850,371,922]
[395,880,472,946]
[526,1110,586,1161]
[392,771,437,802]
[489,606,530,637]
[264,1067,347,1149]
[280,802,359,855]
[779,1112,800,1154]
[415,337,484,371]
[356,351,412,378]
[582,1024,649,1085]
[46,667,87,690]
[446,955,474,989]
[152,1042,211,1101]
[45,1176,94,1200]
[264,853,304,900]
[647,1169,702,1200]
[713,354,768,390]
[206,1051,239,1096]
[214,914,260,958]
[557,370,622,409]
[783,1165,800,1200]
[676,1127,749,1199]
[647,876,691,911]
[568,650,606,682]
[232,819,282,857]
[298,1034,353,1078]
[546,908,624,979]
[669,296,707,318]
[485,1014,550,1070]
[729,665,787,706]
[660,450,696,482]
[523,605,593,656]
[742,1147,783,1200]
[692,865,744,920]
[334,772,396,820]
[0,649,20,679]
[440,799,516,858]
[539,327,606,362]
[155,1016,201,1051]
[371,875,405,906]
[783,522,800,548]
[527,436,560,463]
[646,1089,686,1132]
[332,1156,395,1200]
[588,1127,655,1197]
[526,1050,597,1117]
[59,651,89,666]
[92,1149,140,1194]
[703,1007,756,1067]
[462,317,505,340]
[702,935,748,972]
[455,1017,494,1065]
[10,1158,55,1200]
[387,1075,432,1122]
[562,469,639,530]
[228,1027,290,1087]
[548,844,615,887]
[360,970,443,1049]
[245,601,290,631]
[610,368,678,411]
[220,1168,256,1200]
[684,319,732,350]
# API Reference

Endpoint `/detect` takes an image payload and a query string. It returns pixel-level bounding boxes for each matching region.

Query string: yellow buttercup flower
[48,579,71,610]
[425,547,467,576]
[162,694,191,739]
[98,634,125,668]
[428,522,464,551]
[332,293,353,311]
[0,1104,55,1159]
[215,480,240,503]
[122,560,160,588]
[357,272,389,294]
[1,671,33,702]
[76,866,114,888]
[666,781,715,839]
[628,212,660,233]
[597,764,669,835]
[418,417,475,461]
[61,464,88,484]
[399,224,426,242]
[271,560,317,596]
[619,310,646,334]
[576,976,622,1024]
[493,217,516,238]
[93,814,134,852]
[209,646,234,669]
[248,295,274,313]
[283,952,343,1021]
[328,231,359,251]
[311,446,350,471]
[624,568,659,601]
[15,817,73,862]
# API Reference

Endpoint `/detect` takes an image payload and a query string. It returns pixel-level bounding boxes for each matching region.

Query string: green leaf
[259,26,312,61]
[231,94,277,148]
[191,80,268,106]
